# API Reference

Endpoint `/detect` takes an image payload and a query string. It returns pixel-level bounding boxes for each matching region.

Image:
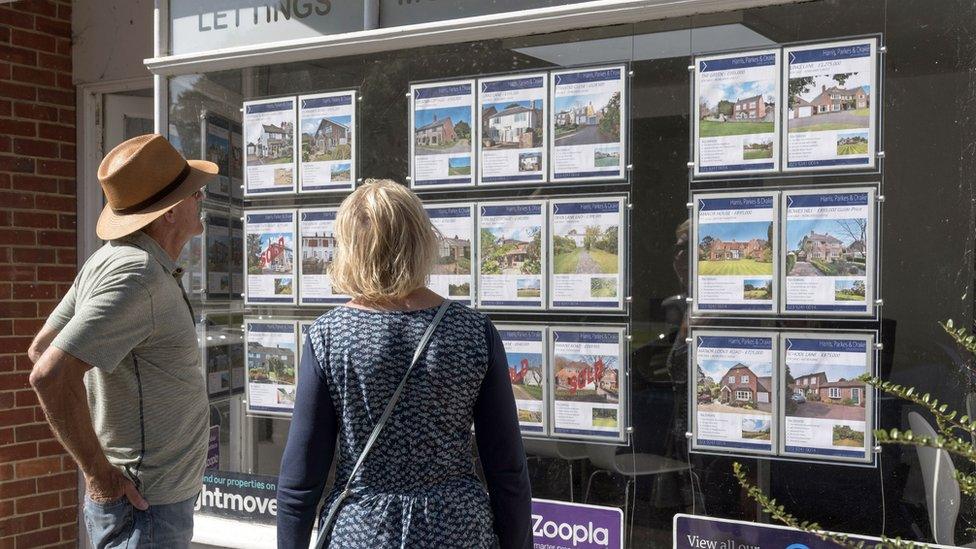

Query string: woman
[276,180,532,548]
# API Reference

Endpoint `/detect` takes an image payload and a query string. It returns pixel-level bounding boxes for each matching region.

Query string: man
[28,134,218,548]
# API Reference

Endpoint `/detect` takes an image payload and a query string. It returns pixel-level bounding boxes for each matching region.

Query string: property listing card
[783,188,874,316]
[230,123,243,204]
[205,214,231,299]
[244,320,298,416]
[691,332,776,455]
[550,65,627,182]
[477,73,547,185]
[551,327,626,442]
[178,232,204,296]
[549,197,626,311]
[299,320,314,362]
[781,334,873,462]
[424,203,475,306]
[783,38,877,171]
[243,97,297,196]
[694,49,780,176]
[298,208,348,306]
[244,209,297,305]
[410,80,476,188]
[203,112,232,199]
[202,314,237,398]
[298,91,356,193]
[497,324,548,435]
[230,218,243,296]
[693,192,778,314]
[477,201,547,310]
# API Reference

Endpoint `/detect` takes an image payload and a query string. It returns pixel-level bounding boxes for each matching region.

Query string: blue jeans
[84,494,196,549]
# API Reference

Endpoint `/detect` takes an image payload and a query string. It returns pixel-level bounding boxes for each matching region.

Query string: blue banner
[787,192,868,208]
[785,337,867,353]
[246,101,292,114]
[498,329,543,342]
[481,203,542,217]
[699,52,776,72]
[248,322,294,334]
[247,212,293,224]
[553,169,622,179]
[696,335,772,351]
[425,206,472,219]
[699,162,775,173]
[553,200,620,215]
[698,195,773,211]
[300,210,336,222]
[301,95,352,109]
[790,42,872,65]
[481,76,544,93]
[414,83,472,100]
[555,67,622,86]
[553,330,619,345]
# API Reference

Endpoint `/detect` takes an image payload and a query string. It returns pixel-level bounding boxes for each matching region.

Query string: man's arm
[29,347,149,509]
[27,324,59,364]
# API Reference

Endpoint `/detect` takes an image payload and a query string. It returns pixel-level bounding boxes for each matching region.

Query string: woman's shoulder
[443,302,494,339]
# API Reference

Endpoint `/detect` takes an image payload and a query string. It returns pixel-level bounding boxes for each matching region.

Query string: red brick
[0,265,36,282]
[57,214,74,230]
[34,194,73,212]
[13,101,58,121]
[57,108,74,125]
[0,510,39,536]
[12,174,58,193]
[58,488,75,505]
[0,81,35,102]
[36,159,73,177]
[15,354,34,371]
[37,123,72,142]
[34,16,70,38]
[14,389,38,407]
[56,248,74,265]
[0,212,8,226]
[0,44,37,66]
[12,212,56,230]
[42,507,75,528]
[0,119,36,137]
[0,464,12,481]
[37,301,57,317]
[36,51,69,72]
[0,229,36,245]
[0,371,31,390]
[13,423,50,445]
[0,8,35,30]
[0,320,11,337]
[0,26,8,43]
[35,266,73,282]
[59,143,74,159]
[56,72,72,91]
[15,491,59,515]
[12,282,56,299]
[0,441,36,462]
[0,479,36,500]
[11,29,55,54]
[36,440,65,458]
[15,527,61,548]
[0,156,35,174]
[12,318,45,336]
[0,192,34,210]
[0,99,10,116]
[17,1,58,19]
[13,138,58,159]
[56,3,70,22]
[36,230,72,247]
[39,470,73,491]
[14,456,59,479]
[0,428,12,445]
[0,135,9,153]
[35,87,72,106]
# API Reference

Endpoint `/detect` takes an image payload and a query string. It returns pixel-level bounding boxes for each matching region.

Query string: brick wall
[0,1,79,548]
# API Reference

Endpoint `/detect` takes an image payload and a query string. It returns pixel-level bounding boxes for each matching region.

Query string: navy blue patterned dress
[276,303,532,549]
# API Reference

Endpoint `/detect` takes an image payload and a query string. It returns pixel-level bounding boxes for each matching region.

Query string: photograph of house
[553,90,621,146]
[246,120,294,165]
[696,360,773,416]
[786,219,867,278]
[480,226,542,276]
[247,340,296,386]
[787,361,867,421]
[301,231,336,276]
[414,107,472,155]
[553,224,619,276]
[698,79,776,137]
[481,100,543,149]
[433,234,471,276]
[593,145,621,167]
[697,221,773,276]
[300,115,352,162]
[507,352,544,403]
[837,131,869,155]
[787,73,871,133]
[553,354,619,403]
[247,233,294,276]
[519,152,541,172]
[515,278,540,298]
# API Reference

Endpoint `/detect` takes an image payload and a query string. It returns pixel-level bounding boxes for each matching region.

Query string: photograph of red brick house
[787,365,868,422]
[697,361,774,415]
[818,378,866,406]
[415,115,456,147]
[733,94,767,121]
[791,372,828,396]
[707,238,768,261]
[787,73,872,133]
[718,364,772,408]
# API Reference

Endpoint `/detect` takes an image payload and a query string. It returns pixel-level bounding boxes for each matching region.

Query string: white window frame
[851,388,861,404]
[740,375,749,383]
[829,387,842,399]
[735,390,751,402]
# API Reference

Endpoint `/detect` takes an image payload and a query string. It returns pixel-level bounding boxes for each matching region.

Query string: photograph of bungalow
[787,361,867,421]
[553,354,619,404]
[696,360,774,416]
[787,73,871,133]
[698,79,776,137]
[414,107,472,155]
[553,90,621,147]
[480,226,542,277]
[247,340,296,386]
[301,231,336,276]
[246,121,294,165]
[300,115,352,163]
[697,221,773,276]
[433,234,471,276]
[481,100,543,150]
[786,218,867,278]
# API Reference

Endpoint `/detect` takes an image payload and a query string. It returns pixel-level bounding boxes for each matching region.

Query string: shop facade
[132,1,976,547]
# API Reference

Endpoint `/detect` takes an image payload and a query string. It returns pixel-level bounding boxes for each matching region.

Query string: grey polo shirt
[46,231,208,505]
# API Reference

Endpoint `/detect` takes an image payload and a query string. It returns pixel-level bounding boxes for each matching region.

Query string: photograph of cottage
[787,362,867,421]
[300,114,352,162]
[553,354,619,404]
[247,232,294,276]
[696,360,774,417]
[433,233,471,276]
[697,221,773,276]
[480,226,542,277]
[245,120,294,165]
[698,79,776,137]
[553,224,619,276]
[507,352,545,403]
[414,107,472,155]
[787,73,871,133]
[246,340,296,386]
[837,131,869,155]
[786,218,867,278]
[554,90,621,146]
[481,100,543,150]
[301,230,336,276]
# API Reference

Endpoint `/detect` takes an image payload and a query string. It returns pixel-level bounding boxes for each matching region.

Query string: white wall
[72,0,153,84]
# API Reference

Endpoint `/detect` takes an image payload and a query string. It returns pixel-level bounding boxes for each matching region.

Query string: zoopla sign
[532,499,622,549]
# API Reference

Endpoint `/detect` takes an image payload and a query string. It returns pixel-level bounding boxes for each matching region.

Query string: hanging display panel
[477,73,548,186]
[497,324,549,436]
[298,91,357,193]
[230,122,244,205]
[244,209,298,306]
[548,196,627,311]
[782,38,878,172]
[779,332,874,463]
[693,49,781,177]
[298,207,348,306]
[550,326,627,442]
[243,97,298,196]
[205,213,231,300]
[202,111,232,200]
[230,217,244,297]
[550,65,627,183]
[692,191,779,315]
[476,200,548,310]
[409,79,476,189]
[244,319,298,417]
[690,330,778,456]
[782,187,876,316]
[178,231,204,297]
[424,202,476,306]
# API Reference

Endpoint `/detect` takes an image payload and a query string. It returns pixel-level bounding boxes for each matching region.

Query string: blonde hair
[329,179,439,302]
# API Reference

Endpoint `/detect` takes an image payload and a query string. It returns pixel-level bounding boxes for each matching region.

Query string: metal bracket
[685,431,693,439]
[876,195,885,203]
[877,151,886,159]
[626,426,635,434]
[687,65,695,72]
[686,161,695,168]
[874,343,884,351]
[626,164,633,171]
[874,298,884,306]
[878,46,887,54]
[628,70,635,77]
[625,296,633,303]
[685,297,693,304]
[686,202,694,209]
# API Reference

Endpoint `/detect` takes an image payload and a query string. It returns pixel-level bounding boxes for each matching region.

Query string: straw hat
[96,134,219,240]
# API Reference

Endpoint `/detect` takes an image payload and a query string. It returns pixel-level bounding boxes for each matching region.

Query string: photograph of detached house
[414,107,472,155]
[787,73,871,133]
[698,79,776,137]
[480,226,542,277]
[697,221,773,276]
[246,120,294,165]
[481,100,543,151]
[300,114,352,163]
[697,360,774,420]
[554,90,621,146]
[434,233,471,276]
[507,351,545,413]
[787,362,867,421]
[786,218,867,278]
[247,232,294,285]
[301,230,336,276]
[554,354,619,404]
[247,340,296,386]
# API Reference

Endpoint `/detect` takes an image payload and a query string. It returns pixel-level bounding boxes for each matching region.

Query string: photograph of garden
[835,280,866,301]
[741,418,772,440]
[553,224,619,276]
[832,424,865,447]
[698,79,776,137]
[480,226,542,276]
[743,136,774,159]
[592,408,618,428]
[554,354,619,404]
[787,72,871,133]
[786,218,867,278]
[743,279,772,300]
[697,221,773,276]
